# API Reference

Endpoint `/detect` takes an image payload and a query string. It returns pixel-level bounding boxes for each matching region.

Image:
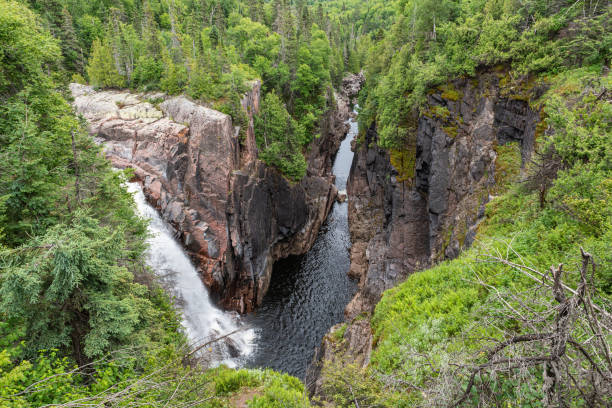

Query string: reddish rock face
[70,81,348,313]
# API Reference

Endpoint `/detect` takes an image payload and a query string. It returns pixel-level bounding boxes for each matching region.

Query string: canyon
[70,75,360,315]
[307,71,542,397]
[71,70,541,393]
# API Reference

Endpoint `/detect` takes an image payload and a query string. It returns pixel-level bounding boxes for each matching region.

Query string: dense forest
[25,0,355,181]
[0,0,610,407]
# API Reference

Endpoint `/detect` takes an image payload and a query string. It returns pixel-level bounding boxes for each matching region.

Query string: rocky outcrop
[71,80,352,313]
[306,320,373,398]
[308,70,541,398]
[341,72,365,108]
[224,163,337,309]
[345,123,431,319]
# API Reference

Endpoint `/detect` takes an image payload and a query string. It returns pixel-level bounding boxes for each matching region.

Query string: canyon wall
[71,80,351,313]
[307,71,542,396]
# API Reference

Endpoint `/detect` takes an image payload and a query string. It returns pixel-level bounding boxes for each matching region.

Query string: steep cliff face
[71,81,350,313]
[345,71,540,318]
[344,124,431,319]
[308,71,541,397]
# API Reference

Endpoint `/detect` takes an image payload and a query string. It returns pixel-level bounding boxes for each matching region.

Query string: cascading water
[244,110,359,379]
[127,183,254,367]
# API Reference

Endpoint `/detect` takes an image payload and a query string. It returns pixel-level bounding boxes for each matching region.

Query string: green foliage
[0,359,312,407]
[1,0,171,377]
[330,323,348,343]
[0,349,87,406]
[0,0,60,97]
[255,93,307,181]
[247,372,310,408]
[132,56,163,90]
[213,368,261,395]
[43,0,342,180]
[493,141,522,192]
[0,213,152,361]
[357,0,611,149]
[87,38,126,88]
[319,360,409,408]
[389,148,416,181]
[0,0,86,245]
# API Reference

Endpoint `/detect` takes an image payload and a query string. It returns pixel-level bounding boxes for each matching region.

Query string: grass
[493,141,522,193]
[207,366,311,407]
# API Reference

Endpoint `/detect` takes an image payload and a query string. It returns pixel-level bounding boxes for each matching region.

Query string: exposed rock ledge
[71,80,351,313]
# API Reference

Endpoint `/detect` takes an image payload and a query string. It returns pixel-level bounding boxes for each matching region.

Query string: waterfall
[127,182,254,367]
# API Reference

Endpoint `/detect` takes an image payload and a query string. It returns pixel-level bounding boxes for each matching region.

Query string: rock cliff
[71,81,350,313]
[307,70,542,397]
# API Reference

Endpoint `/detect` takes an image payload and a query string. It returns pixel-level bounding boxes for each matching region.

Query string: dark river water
[244,115,359,379]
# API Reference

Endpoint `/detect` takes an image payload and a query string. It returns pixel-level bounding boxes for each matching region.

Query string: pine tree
[0,214,147,365]
[86,38,126,88]
[315,3,324,28]
[248,0,259,22]
[254,92,307,181]
[0,0,70,244]
[60,8,83,72]
[28,0,63,35]
[272,0,282,32]
[213,0,227,45]
[142,0,161,56]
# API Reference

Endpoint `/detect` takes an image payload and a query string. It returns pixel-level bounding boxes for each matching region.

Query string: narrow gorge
[71,70,541,383]
[70,74,365,374]
[307,70,542,397]
[244,91,361,379]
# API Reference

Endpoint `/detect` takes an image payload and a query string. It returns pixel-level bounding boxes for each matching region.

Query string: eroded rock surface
[71,80,350,312]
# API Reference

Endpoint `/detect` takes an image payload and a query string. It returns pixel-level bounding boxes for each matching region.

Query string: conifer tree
[248,0,260,22]
[0,213,147,365]
[272,0,282,32]
[142,0,161,56]
[86,38,126,88]
[60,7,83,72]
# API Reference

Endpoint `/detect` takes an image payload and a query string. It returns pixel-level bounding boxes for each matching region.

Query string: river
[243,113,359,379]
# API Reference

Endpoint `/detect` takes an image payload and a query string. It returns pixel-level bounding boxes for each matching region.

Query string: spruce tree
[0,213,147,365]
[142,0,161,56]
[60,7,83,73]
